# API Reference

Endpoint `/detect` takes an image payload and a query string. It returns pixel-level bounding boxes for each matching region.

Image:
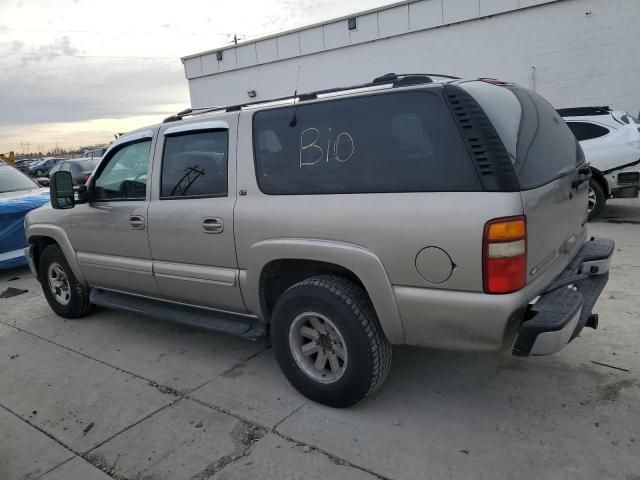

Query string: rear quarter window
[252,91,478,195]
[461,82,581,190]
[566,121,610,141]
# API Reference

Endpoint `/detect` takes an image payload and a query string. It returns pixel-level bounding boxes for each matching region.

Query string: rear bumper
[512,238,614,356]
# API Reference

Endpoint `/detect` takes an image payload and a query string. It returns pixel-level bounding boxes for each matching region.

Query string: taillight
[483,216,527,294]
[82,173,91,184]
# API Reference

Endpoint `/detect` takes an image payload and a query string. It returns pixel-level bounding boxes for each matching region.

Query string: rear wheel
[588,179,606,221]
[39,245,93,318]
[271,275,392,407]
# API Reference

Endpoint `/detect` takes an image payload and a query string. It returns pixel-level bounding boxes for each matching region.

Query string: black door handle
[572,166,591,189]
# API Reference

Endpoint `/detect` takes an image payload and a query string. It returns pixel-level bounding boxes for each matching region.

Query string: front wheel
[39,245,93,318]
[271,275,392,407]
[588,179,606,221]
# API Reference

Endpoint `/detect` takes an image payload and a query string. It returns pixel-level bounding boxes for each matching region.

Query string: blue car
[0,163,50,269]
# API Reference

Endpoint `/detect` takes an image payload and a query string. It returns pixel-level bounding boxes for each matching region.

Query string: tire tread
[284,274,392,397]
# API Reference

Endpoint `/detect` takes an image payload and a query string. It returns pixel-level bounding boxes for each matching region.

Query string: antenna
[289,65,302,127]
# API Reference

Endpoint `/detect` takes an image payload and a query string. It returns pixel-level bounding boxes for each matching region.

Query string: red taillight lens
[483,216,527,294]
[82,173,90,184]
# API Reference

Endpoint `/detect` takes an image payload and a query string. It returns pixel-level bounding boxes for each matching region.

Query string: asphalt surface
[1,199,638,480]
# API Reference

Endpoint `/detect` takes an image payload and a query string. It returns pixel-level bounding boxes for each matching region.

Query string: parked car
[559,106,640,219]
[80,147,107,161]
[0,164,50,269]
[26,74,613,407]
[47,158,100,185]
[27,157,65,177]
[15,158,38,172]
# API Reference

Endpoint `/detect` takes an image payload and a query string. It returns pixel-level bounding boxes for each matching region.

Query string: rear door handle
[202,217,224,234]
[129,215,146,230]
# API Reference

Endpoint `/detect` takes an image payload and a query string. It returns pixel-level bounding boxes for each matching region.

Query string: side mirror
[36,177,50,187]
[50,171,75,209]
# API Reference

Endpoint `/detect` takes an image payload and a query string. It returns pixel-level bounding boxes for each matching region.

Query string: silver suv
[25,74,614,407]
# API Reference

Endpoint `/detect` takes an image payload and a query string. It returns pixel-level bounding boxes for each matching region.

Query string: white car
[560,106,640,219]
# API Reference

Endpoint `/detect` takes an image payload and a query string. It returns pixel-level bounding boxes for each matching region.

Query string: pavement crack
[186,344,270,395]
[83,398,181,456]
[189,421,266,479]
[0,402,77,454]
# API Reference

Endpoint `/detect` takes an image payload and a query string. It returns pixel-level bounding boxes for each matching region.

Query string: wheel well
[590,168,609,195]
[259,259,366,321]
[29,236,58,278]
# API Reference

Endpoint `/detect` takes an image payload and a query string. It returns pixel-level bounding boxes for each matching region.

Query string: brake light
[82,173,91,184]
[483,216,527,294]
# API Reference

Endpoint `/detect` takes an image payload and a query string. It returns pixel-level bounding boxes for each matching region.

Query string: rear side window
[461,82,580,190]
[566,121,610,141]
[253,91,478,194]
[161,130,228,199]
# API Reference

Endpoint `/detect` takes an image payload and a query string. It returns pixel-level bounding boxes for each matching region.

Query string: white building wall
[183,0,640,115]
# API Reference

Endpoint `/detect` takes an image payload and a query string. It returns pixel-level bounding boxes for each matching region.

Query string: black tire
[588,179,606,221]
[271,275,392,407]
[39,244,93,318]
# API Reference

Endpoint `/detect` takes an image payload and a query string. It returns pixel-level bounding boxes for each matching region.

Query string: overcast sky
[0,0,394,154]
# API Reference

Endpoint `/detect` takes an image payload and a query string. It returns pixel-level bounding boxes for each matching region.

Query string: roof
[163,73,458,123]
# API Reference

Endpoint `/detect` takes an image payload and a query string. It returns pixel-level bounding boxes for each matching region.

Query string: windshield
[0,165,39,193]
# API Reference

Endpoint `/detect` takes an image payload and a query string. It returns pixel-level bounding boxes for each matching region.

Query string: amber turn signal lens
[487,219,526,242]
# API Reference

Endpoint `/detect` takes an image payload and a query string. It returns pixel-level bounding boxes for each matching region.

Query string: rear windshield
[253,91,478,195]
[0,165,38,193]
[461,82,580,190]
[76,159,99,171]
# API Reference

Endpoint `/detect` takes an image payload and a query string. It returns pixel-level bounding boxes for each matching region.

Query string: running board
[90,288,266,340]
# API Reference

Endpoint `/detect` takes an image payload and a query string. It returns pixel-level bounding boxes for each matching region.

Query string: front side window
[567,121,610,141]
[48,163,63,176]
[160,130,228,199]
[253,91,477,195]
[94,140,151,201]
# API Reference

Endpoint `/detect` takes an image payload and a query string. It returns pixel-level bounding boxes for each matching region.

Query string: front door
[147,117,246,313]
[67,130,160,296]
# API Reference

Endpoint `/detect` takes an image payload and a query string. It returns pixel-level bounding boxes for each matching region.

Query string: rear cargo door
[462,82,589,292]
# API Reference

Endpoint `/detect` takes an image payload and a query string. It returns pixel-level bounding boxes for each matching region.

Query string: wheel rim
[588,186,597,213]
[47,262,71,306]
[288,312,348,384]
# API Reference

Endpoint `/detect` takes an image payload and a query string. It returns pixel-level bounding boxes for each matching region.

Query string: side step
[90,288,266,340]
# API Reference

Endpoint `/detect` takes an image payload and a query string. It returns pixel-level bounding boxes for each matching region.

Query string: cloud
[21,36,81,64]
[0,0,396,152]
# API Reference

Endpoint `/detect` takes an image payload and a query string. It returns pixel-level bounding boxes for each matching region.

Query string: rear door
[462,82,588,293]
[146,115,246,313]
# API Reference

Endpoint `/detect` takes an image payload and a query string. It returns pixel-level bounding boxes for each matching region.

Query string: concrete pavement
[1,199,638,480]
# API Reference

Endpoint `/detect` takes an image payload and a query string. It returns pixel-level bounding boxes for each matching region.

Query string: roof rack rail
[556,106,612,117]
[162,72,460,123]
